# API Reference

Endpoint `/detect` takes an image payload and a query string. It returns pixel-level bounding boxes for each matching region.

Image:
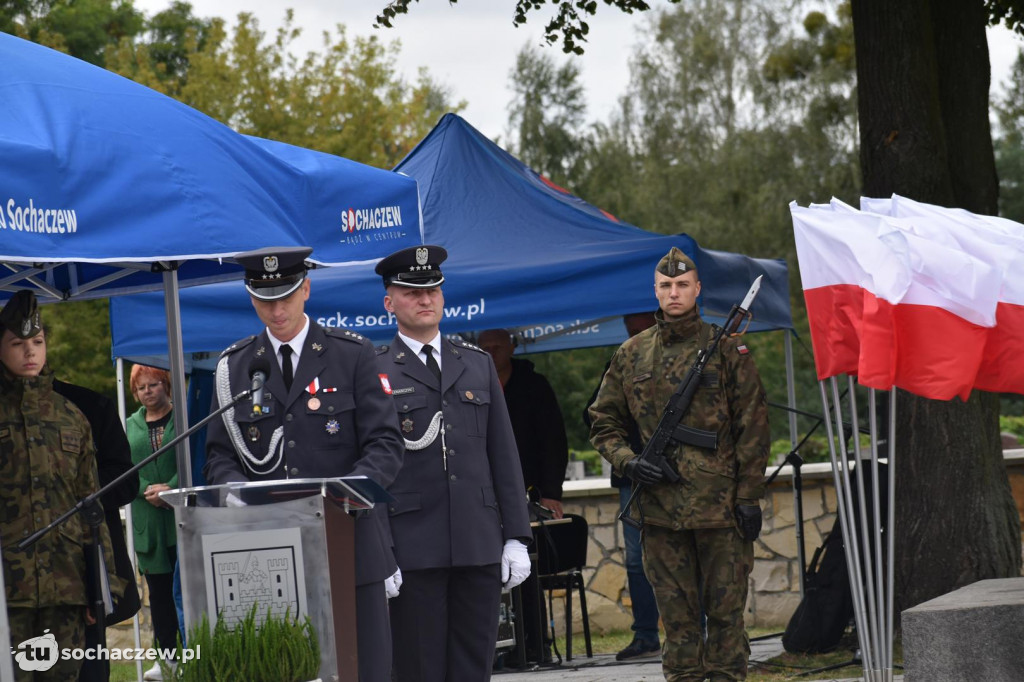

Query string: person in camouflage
[0,291,124,682]
[589,248,770,682]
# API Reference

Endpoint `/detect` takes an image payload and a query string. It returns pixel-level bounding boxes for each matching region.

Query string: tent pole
[784,331,805,596]
[784,331,798,448]
[117,358,145,682]
[163,268,192,488]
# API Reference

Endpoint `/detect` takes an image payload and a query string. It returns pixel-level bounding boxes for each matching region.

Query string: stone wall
[106,450,1024,644]
[553,449,1024,635]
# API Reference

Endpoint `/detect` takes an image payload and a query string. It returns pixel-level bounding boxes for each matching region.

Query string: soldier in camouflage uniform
[589,248,770,682]
[0,291,124,681]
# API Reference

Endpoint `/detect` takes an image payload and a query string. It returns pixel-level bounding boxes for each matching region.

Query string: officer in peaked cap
[373,244,532,682]
[236,245,313,301]
[205,246,404,682]
[374,244,447,288]
[0,289,43,338]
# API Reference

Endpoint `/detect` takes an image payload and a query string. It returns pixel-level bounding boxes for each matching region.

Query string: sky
[132,0,1023,141]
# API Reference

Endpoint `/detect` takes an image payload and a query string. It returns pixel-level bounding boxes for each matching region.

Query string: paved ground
[493,636,904,682]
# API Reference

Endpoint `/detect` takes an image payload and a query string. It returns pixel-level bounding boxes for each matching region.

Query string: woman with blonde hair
[127,364,181,680]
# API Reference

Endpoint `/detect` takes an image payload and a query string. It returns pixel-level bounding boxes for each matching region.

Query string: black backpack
[782,519,854,654]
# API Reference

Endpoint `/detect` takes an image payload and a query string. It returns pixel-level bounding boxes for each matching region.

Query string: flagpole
[886,388,898,681]
[867,388,888,680]
[820,378,875,679]
[848,379,882,681]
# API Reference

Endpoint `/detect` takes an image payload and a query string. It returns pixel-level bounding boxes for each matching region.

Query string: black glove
[735,504,762,542]
[624,457,664,485]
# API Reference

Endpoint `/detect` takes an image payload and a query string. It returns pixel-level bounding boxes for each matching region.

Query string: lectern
[163,477,389,682]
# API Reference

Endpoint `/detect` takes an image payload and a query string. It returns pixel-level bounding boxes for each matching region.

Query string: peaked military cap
[236,246,313,301]
[0,290,43,339]
[375,245,447,288]
[656,247,698,279]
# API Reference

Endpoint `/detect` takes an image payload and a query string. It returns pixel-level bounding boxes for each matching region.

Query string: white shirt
[397,330,443,373]
[267,314,311,373]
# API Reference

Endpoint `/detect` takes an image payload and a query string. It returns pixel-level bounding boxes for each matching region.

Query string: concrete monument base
[903,577,1024,682]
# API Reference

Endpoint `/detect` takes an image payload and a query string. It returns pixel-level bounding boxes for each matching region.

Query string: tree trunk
[851,0,1021,623]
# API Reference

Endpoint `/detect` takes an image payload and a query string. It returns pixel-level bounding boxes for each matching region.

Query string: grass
[547,627,901,681]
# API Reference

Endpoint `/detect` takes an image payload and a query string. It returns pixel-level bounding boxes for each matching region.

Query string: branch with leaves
[375,0,661,54]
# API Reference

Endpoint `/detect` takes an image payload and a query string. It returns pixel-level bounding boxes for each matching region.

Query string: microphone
[248,355,273,416]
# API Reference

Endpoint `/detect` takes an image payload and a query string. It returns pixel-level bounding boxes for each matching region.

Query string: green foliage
[43,299,119,402]
[1001,414,1024,437]
[569,448,606,476]
[105,9,460,168]
[169,606,320,682]
[506,44,591,186]
[373,0,1024,54]
[986,0,1024,33]
[1,0,145,65]
[375,0,656,54]
[993,49,1024,221]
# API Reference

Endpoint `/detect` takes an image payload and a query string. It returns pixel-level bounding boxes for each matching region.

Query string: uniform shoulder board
[454,337,486,353]
[324,327,366,343]
[376,344,390,355]
[220,335,256,357]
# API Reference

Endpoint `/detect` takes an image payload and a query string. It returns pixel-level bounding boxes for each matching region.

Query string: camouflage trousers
[8,606,87,681]
[643,524,753,682]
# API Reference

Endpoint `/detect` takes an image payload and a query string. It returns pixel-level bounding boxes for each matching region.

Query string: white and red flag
[862,195,1024,394]
[791,201,1001,400]
[791,202,910,383]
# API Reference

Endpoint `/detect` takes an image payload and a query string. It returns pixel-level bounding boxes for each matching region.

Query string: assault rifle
[620,275,763,529]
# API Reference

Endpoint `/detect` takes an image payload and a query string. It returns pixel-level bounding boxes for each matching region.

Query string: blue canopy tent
[111,113,791,363]
[0,32,421,485]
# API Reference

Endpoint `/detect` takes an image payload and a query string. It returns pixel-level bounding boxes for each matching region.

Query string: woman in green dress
[126,364,181,681]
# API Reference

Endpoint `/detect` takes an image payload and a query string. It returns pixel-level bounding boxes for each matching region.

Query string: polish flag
[792,202,1001,400]
[864,195,1024,395]
[791,202,910,382]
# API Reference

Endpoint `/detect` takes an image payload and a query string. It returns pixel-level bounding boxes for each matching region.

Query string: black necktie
[280,343,294,391]
[424,344,441,384]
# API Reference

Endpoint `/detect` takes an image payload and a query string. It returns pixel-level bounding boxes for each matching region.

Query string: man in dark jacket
[54,379,141,682]
[374,245,532,682]
[477,329,568,516]
[204,246,405,682]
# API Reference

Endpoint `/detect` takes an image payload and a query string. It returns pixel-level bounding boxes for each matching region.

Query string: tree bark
[851,0,1021,624]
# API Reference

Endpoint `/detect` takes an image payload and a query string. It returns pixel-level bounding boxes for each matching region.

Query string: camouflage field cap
[0,290,43,339]
[656,247,698,279]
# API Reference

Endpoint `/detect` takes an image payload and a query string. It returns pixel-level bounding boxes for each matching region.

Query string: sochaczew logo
[341,205,403,233]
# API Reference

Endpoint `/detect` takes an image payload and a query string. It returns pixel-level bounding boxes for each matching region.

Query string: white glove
[384,567,403,599]
[500,539,531,590]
